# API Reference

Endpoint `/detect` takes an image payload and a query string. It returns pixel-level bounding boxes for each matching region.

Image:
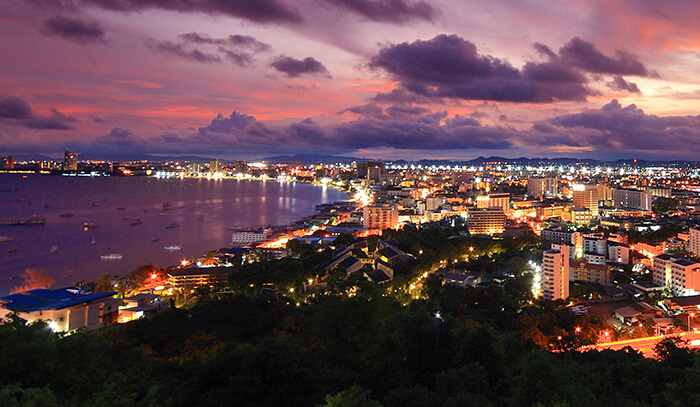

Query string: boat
[164,245,181,251]
[117,207,126,210]
[162,203,172,210]
[92,202,103,207]
[129,219,142,226]
[60,212,74,218]
[50,245,58,253]
[101,253,123,260]
[151,236,161,242]
[0,216,45,225]
[84,222,99,229]
[91,236,96,245]
[144,208,150,213]
[0,236,13,243]
[165,223,180,229]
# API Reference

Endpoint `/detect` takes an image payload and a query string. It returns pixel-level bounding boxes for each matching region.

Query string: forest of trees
[3,284,700,407]
[4,224,699,406]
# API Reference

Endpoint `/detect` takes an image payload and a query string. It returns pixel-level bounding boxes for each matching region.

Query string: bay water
[0,173,349,294]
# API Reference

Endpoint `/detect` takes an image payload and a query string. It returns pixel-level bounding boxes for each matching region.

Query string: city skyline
[2,0,700,161]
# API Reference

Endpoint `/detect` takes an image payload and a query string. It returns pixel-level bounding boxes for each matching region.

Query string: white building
[542,245,569,301]
[0,287,119,333]
[653,255,700,296]
[613,188,652,211]
[230,228,272,246]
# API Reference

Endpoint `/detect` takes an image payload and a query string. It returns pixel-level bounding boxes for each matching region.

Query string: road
[585,331,700,358]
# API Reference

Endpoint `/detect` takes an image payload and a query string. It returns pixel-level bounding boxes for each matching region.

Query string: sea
[0,173,350,295]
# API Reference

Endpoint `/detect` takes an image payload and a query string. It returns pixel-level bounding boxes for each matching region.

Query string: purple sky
[2,0,700,161]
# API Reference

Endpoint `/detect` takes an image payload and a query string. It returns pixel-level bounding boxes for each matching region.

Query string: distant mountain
[257,154,362,164]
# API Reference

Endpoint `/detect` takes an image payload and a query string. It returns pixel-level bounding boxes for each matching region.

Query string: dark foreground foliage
[2,292,700,407]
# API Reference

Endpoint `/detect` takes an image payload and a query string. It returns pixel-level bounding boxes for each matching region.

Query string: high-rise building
[356,161,383,181]
[542,245,569,301]
[690,227,700,257]
[527,177,557,198]
[363,204,398,231]
[572,184,599,216]
[63,149,78,171]
[613,188,652,211]
[209,159,223,173]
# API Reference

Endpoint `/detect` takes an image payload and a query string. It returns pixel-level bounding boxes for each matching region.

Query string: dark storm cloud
[270,56,330,78]
[321,0,436,23]
[370,35,652,104]
[0,96,75,130]
[535,99,700,152]
[42,16,105,44]
[608,76,641,93]
[29,0,303,24]
[148,41,221,63]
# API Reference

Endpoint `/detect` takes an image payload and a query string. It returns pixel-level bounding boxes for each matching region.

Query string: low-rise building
[0,287,119,333]
[168,267,228,291]
[569,260,611,284]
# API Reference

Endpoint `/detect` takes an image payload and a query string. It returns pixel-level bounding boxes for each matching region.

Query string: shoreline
[0,173,356,293]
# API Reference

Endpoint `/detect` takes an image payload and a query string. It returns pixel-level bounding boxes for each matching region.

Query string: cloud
[339,103,430,120]
[607,76,641,93]
[557,37,655,77]
[179,33,271,53]
[30,0,303,24]
[0,96,34,119]
[155,33,271,67]
[218,48,255,67]
[194,108,514,151]
[321,0,436,23]
[370,34,653,104]
[148,41,221,63]
[42,16,105,44]
[534,99,700,153]
[270,55,330,78]
[107,127,134,139]
[0,96,76,130]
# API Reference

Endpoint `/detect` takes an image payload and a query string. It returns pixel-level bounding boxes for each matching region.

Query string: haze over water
[0,174,350,294]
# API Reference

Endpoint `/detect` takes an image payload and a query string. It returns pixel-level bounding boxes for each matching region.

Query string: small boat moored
[101,253,123,260]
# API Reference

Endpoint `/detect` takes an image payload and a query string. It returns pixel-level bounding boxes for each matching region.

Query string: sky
[2,0,700,162]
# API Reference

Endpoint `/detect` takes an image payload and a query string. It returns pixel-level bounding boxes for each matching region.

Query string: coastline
[0,174,352,293]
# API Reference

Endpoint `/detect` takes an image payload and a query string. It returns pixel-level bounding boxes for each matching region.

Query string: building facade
[542,245,569,301]
[363,204,398,230]
[467,208,505,235]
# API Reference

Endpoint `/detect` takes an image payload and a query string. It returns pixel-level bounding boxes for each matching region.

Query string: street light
[575,327,581,335]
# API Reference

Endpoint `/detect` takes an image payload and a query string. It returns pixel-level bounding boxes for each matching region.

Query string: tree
[321,385,383,407]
